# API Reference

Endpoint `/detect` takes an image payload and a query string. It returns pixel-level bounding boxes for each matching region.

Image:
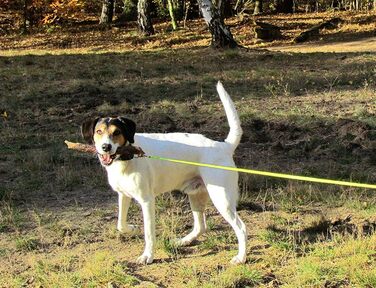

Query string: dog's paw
[136,254,154,265]
[117,224,139,234]
[230,255,246,265]
[175,229,205,246]
[175,237,191,247]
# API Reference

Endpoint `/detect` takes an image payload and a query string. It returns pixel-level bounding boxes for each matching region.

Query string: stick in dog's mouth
[64,140,146,159]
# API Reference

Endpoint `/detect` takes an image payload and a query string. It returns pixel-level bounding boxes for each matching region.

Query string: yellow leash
[146,155,376,190]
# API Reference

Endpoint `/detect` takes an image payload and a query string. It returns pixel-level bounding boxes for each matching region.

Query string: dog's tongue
[102,154,112,165]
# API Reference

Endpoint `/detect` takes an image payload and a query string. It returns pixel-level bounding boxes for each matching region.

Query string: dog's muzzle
[98,147,135,166]
[98,153,117,166]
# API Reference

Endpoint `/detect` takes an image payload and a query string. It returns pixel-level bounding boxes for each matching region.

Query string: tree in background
[214,0,225,18]
[198,0,238,48]
[43,0,84,23]
[19,0,46,32]
[137,0,154,35]
[116,0,138,23]
[167,0,178,30]
[22,0,30,33]
[254,0,263,14]
[274,0,294,13]
[99,0,115,24]
[8,0,376,37]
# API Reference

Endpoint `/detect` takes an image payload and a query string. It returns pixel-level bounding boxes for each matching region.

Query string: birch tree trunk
[167,0,178,30]
[137,0,154,35]
[254,0,263,14]
[197,0,238,48]
[100,0,115,24]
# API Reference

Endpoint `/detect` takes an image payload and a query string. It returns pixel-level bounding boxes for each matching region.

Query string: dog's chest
[105,163,140,197]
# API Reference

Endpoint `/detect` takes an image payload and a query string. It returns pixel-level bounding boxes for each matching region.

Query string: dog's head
[81,117,136,166]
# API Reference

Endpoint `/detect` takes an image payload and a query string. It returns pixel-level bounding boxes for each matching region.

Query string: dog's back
[134,81,242,160]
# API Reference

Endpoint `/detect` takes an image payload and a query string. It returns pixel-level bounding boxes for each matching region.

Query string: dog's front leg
[117,193,139,233]
[136,198,156,264]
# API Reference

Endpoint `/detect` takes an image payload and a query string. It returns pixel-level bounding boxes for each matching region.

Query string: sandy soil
[269,36,376,53]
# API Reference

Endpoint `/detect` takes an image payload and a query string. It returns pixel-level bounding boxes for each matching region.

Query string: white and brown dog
[81,82,247,264]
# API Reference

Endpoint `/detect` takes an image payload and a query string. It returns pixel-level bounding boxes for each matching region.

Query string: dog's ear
[81,117,100,144]
[117,117,136,144]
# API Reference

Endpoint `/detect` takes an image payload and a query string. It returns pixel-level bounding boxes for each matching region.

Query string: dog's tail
[217,81,242,149]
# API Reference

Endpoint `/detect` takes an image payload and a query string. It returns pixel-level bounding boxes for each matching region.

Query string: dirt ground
[271,36,376,52]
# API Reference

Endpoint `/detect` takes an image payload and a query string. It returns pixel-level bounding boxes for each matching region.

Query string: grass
[202,265,262,288]
[280,234,376,287]
[161,237,181,260]
[15,236,40,251]
[260,228,296,252]
[1,12,376,287]
[198,229,238,252]
[0,202,24,232]
[14,250,141,288]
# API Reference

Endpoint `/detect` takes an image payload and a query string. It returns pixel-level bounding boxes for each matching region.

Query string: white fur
[103,82,247,264]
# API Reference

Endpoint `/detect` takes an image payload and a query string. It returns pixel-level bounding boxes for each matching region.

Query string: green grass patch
[161,237,181,260]
[199,230,237,252]
[0,248,8,257]
[280,234,376,287]
[15,236,40,251]
[0,203,24,232]
[260,228,296,252]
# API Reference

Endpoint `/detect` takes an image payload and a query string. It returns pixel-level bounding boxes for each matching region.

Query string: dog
[81,82,247,264]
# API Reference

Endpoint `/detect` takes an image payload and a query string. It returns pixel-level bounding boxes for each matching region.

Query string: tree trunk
[332,0,340,9]
[137,0,154,35]
[215,0,225,18]
[197,0,238,48]
[167,0,178,30]
[183,1,190,28]
[21,0,30,34]
[254,0,263,14]
[100,0,115,24]
[274,0,294,13]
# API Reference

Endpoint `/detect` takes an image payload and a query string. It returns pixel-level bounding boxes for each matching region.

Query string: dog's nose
[102,143,112,152]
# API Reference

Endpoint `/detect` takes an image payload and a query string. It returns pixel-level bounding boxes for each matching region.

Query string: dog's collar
[116,144,135,161]
[118,153,134,161]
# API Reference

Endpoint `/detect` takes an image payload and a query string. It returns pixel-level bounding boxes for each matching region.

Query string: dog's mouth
[98,153,117,166]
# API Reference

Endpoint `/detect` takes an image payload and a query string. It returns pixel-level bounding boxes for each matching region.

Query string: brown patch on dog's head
[82,117,136,146]
[114,117,136,144]
[92,118,127,147]
[81,117,100,144]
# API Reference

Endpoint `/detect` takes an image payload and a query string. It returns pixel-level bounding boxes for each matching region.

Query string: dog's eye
[96,130,103,135]
[113,130,121,136]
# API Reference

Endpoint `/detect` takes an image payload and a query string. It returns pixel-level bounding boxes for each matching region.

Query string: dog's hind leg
[177,177,209,246]
[200,169,247,264]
